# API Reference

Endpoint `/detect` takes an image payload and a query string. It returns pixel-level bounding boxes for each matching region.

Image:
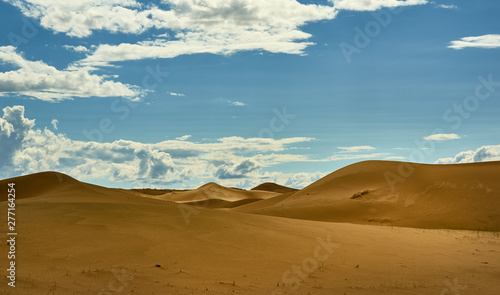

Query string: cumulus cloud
[0,105,327,187]
[51,119,58,130]
[222,99,246,107]
[215,159,260,179]
[0,105,35,168]
[328,153,389,161]
[135,147,175,180]
[4,0,157,38]
[423,133,460,141]
[63,45,90,53]
[338,145,375,153]
[435,4,457,9]
[449,35,500,50]
[3,0,431,70]
[0,46,141,102]
[330,0,428,11]
[435,145,500,164]
[3,0,434,70]
[175,135,192,141]
[4,0,337,67]
[283,172,327,188]
[0,106,407,188]
[168,91,186,97]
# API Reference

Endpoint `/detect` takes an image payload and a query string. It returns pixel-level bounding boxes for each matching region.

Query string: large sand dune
[236,161,500,231]
[1,162,499,294]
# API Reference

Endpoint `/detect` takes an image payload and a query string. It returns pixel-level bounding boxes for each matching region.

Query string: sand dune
[251,182,298,194]
[236,161,500,231]
[136,182,280,209]
[1,161,499,294]
[0,171,78,201]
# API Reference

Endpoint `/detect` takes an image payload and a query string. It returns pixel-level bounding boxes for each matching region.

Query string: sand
[0,161,499,294]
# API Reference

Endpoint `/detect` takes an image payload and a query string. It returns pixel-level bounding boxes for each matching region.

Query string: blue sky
[0,0,499,189]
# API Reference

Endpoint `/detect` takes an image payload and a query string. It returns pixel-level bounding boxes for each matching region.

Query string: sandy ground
[1,162,499,294]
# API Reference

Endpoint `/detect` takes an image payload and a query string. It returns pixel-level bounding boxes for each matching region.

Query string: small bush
[351,190,369,199]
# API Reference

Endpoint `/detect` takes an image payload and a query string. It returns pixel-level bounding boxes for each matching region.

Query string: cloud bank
[436,145,500,164]
[0,46,141,102]
[5,0,430,69]
[0,105,328,188]
[6,0,339,67]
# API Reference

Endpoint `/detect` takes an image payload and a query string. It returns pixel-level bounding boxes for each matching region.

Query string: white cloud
[423,133,460,141]
[51,119,58,130]
[216,171,327,189]
[5,0,157,38]
[75,0,337,66]
[330,0,428,11]
[449,34,500,50]
[0,105,321,187]
[63,45,90,53]
[215,159,260,179]
[436,4,457,9]
[155,32,170,38]
[5,1,338,67]
[435,145,500,164]
[338,145,375,153]
[0,106,35,168]
[223,99,246,107]
[328,153,389,161]
[0,46,141,102]
[176,135,192,141]
[283,171,327,189]
[384,156,407,160]
[4,0,433,70]
[168,91,186,97]
[0,106,416,188]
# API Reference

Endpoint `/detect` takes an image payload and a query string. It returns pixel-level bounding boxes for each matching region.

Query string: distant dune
[130,182,281,208]
[1,161,499,294]
[251,182,298,193]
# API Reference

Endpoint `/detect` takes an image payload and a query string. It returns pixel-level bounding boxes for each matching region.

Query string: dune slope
[251,182,298,194]
[236,161,500,231]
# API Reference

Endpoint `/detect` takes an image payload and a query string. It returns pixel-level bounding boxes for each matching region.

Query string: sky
[0,0,499,189]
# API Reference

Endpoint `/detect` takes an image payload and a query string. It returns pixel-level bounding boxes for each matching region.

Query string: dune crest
[251,182,298,193]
